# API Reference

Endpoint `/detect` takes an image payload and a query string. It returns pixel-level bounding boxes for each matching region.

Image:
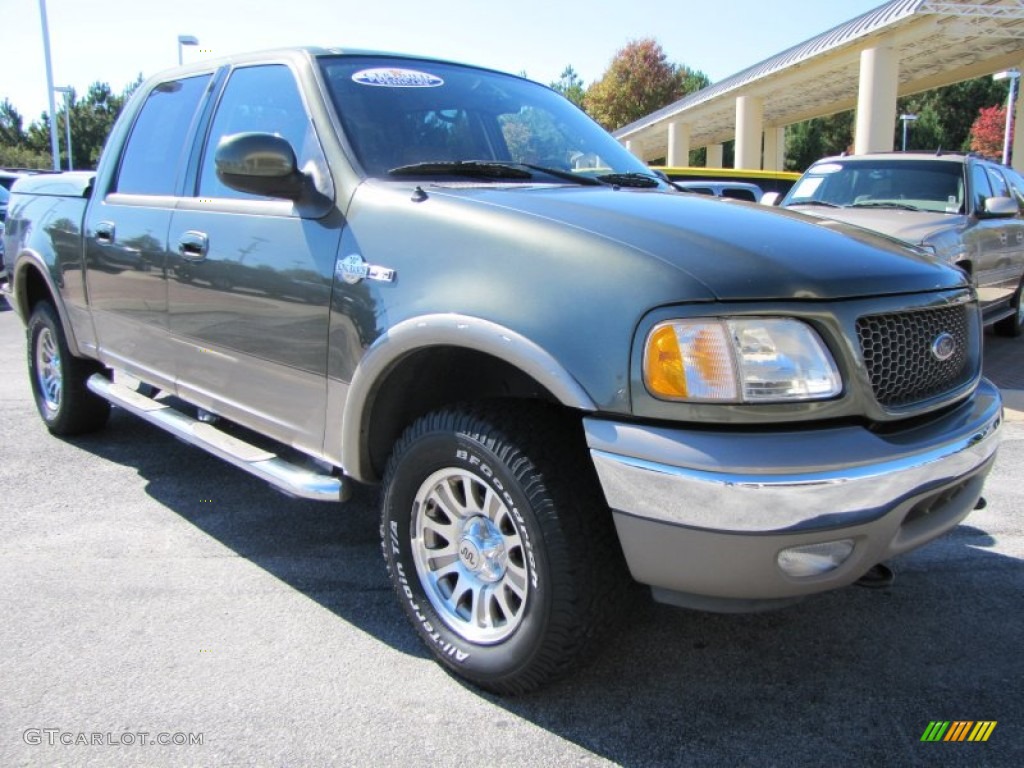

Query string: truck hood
[784,204,963,246]
[429,185,966,301]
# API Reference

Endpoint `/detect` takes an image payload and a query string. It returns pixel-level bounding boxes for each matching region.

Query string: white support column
[667,121,691,167]
[626,139,645,163]
[735,95,764,170]
[853,43,899,155]
[706,144,724,168]
[763,125,785,171]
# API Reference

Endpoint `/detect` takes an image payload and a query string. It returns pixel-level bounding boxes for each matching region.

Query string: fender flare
[339,313,597,481]
[12,249,85,358]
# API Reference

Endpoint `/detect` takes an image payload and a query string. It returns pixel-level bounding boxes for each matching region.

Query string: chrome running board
[87,374,345,502]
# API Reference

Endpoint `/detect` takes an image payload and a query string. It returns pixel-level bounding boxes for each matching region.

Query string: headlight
[644,318,841,403]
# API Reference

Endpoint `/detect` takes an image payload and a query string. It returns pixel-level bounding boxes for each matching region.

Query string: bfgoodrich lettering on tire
[381,403,626,694]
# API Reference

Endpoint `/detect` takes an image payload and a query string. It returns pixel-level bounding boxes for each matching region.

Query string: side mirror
[981,196,1019,217]
[760,192,781,206]
[215,132,307,200]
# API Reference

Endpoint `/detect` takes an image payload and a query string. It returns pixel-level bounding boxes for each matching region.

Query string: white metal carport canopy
[613,0,1024,172]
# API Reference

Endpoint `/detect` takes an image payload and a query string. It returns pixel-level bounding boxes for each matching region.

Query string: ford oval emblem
[931,332,956,362]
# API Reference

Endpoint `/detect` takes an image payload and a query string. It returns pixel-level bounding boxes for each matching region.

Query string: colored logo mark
[920,721,997,742]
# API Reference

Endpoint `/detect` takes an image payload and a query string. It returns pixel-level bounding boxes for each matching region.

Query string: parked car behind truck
[781,152,1024,335]
[1,48,1003,694]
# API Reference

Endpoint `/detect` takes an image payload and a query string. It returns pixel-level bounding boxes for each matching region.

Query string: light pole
[993,68,1020,166]
[38,0,61,170]
[177,35,199,66]
[53,86,73,170]
[900,113,918,152]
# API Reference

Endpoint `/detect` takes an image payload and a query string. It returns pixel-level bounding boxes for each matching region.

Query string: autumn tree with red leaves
[970,105,1009,161]
[584,39,708,132]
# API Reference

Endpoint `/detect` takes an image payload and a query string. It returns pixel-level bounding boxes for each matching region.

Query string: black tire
[994,280,1024,338]
[27,302,111,435]
[380,403,627,694]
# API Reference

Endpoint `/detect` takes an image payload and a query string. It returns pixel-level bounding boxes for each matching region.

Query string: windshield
[783,159,966,214]
[318,56,657,184]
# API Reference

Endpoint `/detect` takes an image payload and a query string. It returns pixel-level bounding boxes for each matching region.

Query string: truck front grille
[856,304,973,408]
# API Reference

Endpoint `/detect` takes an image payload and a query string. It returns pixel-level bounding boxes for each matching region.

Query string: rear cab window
[114,76,212,196]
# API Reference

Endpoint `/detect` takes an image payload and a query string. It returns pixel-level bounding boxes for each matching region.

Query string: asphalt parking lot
[0,296,1022,768]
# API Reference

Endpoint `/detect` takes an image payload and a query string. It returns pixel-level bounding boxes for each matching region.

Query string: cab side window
[1005,168,1024,208]
[986,167,1010,199]
[970,163,993,213]
[115,76,211,195]
[198,65,328,200]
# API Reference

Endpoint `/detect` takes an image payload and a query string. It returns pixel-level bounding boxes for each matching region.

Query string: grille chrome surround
[856,304,974,409]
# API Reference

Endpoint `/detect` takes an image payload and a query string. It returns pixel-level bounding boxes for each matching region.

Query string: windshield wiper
[518,163,603,185]
[595,172,662,188]
[388,161,533,180]
[789,199,844,208]
[850,201,923,211]
[387,160,604,186]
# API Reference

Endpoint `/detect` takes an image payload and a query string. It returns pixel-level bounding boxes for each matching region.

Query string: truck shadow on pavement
[70,409,1024,768]
[71,409,427,660]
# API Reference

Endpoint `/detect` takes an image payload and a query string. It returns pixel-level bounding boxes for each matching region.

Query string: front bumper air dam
[585,379,1002,609]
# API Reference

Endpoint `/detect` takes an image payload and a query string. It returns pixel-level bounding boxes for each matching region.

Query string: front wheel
[381,404,625,694]
[994,279,1024,338]
[27,302,110,435]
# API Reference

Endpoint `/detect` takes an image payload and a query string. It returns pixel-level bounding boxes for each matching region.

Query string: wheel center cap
[458,518,507,583]
[458,538,484,571]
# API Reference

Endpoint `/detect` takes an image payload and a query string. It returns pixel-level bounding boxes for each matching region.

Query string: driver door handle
[178,231,209,262]
[95,221,115,245]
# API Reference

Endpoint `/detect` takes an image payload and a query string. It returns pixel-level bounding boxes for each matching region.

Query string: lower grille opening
[901,479,971,528]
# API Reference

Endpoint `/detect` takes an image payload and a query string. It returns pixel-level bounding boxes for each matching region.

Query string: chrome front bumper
[585,379,1002,605]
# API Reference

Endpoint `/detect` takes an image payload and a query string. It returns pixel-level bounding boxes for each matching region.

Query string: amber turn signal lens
[645,324,688,398]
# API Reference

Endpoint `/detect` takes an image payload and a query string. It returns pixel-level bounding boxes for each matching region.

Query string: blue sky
[2,0,885,121]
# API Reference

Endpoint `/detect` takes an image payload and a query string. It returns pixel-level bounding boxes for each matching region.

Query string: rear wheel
[994,279,1024,338]
[380,403,626,694]
[27,302,110,435]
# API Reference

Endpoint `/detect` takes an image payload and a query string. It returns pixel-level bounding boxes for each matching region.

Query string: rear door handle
[178,231,209,262]
[95,221,115,245]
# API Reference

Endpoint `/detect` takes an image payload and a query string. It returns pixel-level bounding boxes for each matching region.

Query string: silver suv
[782,152,1024,336]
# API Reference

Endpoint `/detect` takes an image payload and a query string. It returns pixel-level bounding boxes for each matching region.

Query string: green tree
[0,99,26,147]
[5,75,141,171]
[783,77,1008,172]
[550,65,586,108]
[785,111,854,171]
[0,144,51,169]
[0,98,51,167]
[584,38,709,131]
[896,77,1008,151]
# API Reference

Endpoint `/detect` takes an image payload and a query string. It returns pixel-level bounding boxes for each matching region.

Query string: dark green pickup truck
[0,48,1003,694]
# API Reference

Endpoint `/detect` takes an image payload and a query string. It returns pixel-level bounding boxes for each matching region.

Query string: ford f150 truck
[1,48,1003,694]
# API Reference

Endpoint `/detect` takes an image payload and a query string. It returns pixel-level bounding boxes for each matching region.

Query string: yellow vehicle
[653,166,801,200]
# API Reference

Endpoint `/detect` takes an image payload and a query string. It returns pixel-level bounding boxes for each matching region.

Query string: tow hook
[854,562,895,589]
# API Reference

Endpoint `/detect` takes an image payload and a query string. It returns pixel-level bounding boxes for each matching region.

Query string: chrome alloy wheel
[411,468,530,644]
[35,327,63,414]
